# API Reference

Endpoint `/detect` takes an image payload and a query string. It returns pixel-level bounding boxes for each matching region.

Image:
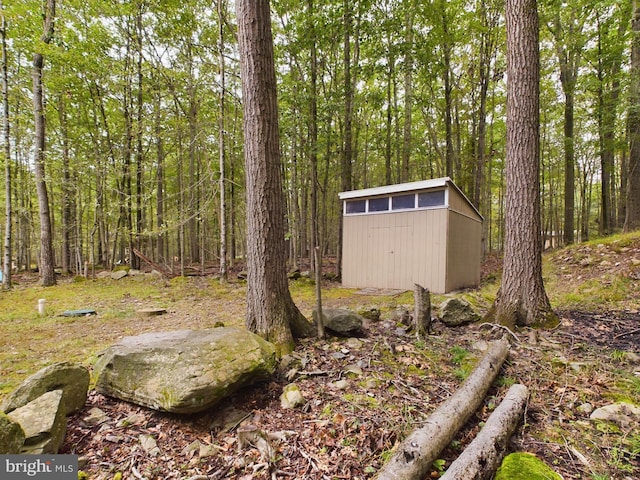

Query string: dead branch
[374,337,510,480]
[439,383,529,479]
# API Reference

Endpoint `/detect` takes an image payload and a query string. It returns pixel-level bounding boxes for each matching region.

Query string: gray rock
[94,327,277,414]
[314,308,363,335]
[111,270,128,280]
[439,297,480,327]
[590,402,640,429]
[0,412,25,454]
[7,390,67,454]
[1,362,89,415]
[280,384,305,409]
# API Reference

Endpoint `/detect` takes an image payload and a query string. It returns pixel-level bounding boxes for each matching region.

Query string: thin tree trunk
[33,0,56,286]
[626,1,640,231]
[1,2,12,288]
[218,0,228,281]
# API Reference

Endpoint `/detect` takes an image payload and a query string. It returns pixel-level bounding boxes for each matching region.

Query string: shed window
[368,197,389,212]
[418,190,445,208]
[392,194,415,210]
[345,199,366,214]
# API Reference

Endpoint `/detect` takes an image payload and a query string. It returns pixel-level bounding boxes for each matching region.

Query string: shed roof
[338,177,482,220]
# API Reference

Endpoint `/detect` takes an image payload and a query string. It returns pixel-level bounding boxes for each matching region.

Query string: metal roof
[338,176,483,220]
[338,177,449,200]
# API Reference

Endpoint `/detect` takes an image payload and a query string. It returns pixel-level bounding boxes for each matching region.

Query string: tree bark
[485,0,556,329]
[439,384,529,480]
[1,2,12,289]
[236,0,314,355]
[375,338,510,480]
[33,0,56,286]
[218,0,228,281]
[413,284,431,338]
[626,0,640,231]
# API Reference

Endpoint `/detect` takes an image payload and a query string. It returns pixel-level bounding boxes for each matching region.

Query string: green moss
[495,452,562,480]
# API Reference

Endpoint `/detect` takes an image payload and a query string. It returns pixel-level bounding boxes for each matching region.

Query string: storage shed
[338,177,482,293]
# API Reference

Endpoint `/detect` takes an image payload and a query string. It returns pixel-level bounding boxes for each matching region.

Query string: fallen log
[375,337,510,480]
[439,383,529,480]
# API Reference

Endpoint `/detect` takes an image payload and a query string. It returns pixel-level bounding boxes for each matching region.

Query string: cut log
[439,383,529,480]
[413,284,431,337]
[375,337,510,480]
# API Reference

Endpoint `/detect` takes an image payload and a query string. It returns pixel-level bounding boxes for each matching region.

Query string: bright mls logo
[1,455,77,479]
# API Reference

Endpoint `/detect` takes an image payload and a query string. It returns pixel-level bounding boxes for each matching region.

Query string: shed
[338,177,483,293]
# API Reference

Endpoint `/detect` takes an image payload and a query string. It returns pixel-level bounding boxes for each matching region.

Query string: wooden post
[414,283,431,338]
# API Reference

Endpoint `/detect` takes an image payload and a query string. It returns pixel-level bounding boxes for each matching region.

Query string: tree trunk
[439,384,529,480]
[236,0,314,355]
[337,0,354,279]
[626,0,640,231]
[218,0,228,281]
[401,4,414,184]
[485,0,556,328]
[375,338,510,480]
[33,0,56,287]
[1,3,12,289]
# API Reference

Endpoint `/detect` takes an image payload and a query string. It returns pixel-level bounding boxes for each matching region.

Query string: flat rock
[590,402,640,429]
[1,362,89,415]
[7,390,67,454]
[94,327,277,414]
[0,412,25,454]
[136,308,167,316]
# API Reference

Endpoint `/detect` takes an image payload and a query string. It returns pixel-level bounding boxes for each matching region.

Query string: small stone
[280,384,305,409]
[111,270,128,280]
[83,408,109,426]
[329,380,349,390]
[346,338,363,349]
[139,434,161,456]
[577,403,593,415]
[116,413,146,428]
[344,365,363,376]
[199,443,217,458]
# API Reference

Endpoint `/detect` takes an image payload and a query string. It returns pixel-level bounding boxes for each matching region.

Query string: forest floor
[3,233,640,480]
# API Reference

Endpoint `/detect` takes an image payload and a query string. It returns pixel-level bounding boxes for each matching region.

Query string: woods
[0,0,637,286]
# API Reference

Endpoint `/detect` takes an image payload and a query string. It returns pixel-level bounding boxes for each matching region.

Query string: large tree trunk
[1,3,12,289]
[484,0,556,328]
[439,383,529,480]
[375,338,510,480]
[33,0,56,287]
[236,0,314,355]
[626,0,640,231]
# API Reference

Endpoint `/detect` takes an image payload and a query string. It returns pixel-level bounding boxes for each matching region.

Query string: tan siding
[445,211,482,291]
[448,188,480,220]
[342,209,450,292]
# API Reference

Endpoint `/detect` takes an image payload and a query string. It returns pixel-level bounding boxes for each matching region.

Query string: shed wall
[341,209,448,292]
[445,210,482,291]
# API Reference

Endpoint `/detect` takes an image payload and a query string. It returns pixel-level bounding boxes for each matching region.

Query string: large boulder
[7,390,67,454]
[94,327,277,414]
[439,297,480,327]
[0,412,25,454]
[314,308,364,336]
[1,362,89,415]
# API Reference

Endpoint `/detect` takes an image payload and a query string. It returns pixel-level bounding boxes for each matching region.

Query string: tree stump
[414,283,431,338]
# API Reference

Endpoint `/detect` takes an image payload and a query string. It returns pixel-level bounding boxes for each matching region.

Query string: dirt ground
[62,303,639,480]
